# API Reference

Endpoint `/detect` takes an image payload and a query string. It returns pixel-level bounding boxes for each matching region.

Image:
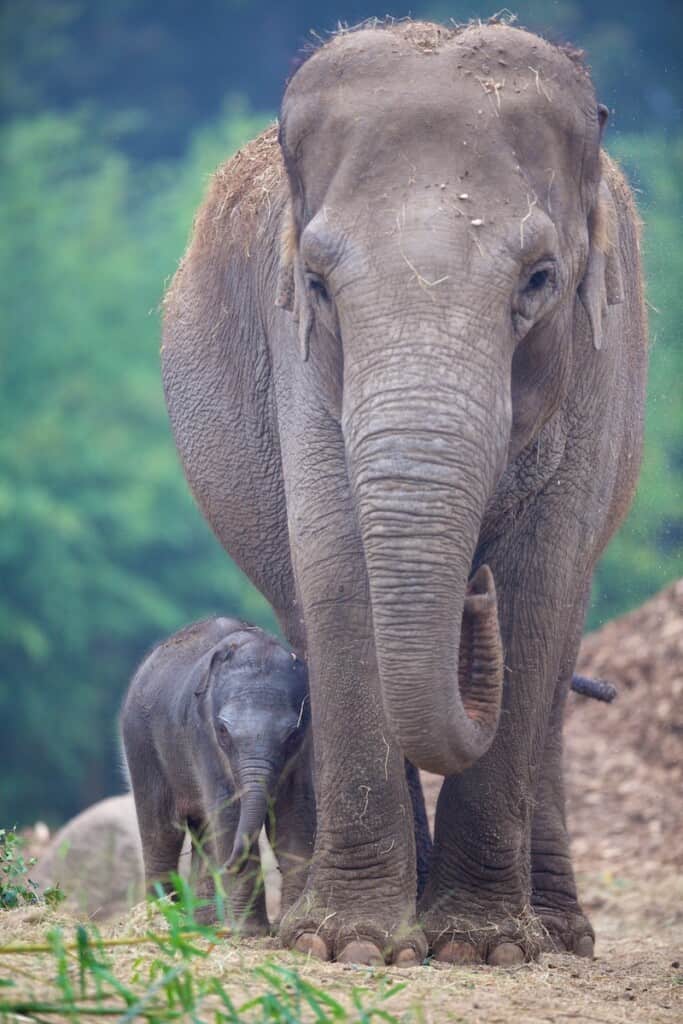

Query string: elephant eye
[306,272,329,302]
[523,263,556,294]
[513,261,559,339]
[527,269,549,291]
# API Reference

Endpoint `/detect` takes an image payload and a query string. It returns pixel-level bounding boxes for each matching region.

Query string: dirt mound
[567,577,683,876]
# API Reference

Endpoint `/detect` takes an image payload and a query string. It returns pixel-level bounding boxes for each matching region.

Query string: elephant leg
[420,498,594,964]
[267,757,316,921]
[132,784,185,898]
[203,787,269,935]
[531,592,595,958]
[530,712,595,958]
[276,424,425,966]
[187,820,203,876]
[405,761,433,901]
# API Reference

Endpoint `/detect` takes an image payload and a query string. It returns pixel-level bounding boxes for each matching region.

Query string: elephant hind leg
[530,718,595,958]
[136,794,185,897]
[531,594,595,959]
[405,760,432,900]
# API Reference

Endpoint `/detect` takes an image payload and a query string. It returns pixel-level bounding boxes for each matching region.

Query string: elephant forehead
[284,23,593,148]
[282,25,597,223]
[218,681,295,711]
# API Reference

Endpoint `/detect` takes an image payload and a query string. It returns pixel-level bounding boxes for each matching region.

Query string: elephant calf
[121,617,315,934]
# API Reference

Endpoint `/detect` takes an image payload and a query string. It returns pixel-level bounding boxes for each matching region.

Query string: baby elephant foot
[534,906,595,958]
[192,883,269,936]
[194,901,269,936]
[422,905,544,966]
[279,892,427,966]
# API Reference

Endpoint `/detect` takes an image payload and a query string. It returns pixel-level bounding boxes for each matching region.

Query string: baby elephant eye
[218,722,230,739]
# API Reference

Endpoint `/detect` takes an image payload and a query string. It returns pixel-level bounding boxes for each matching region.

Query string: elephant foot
[279,891,427,966]
[420,903,543,966]
[533,904,595,958]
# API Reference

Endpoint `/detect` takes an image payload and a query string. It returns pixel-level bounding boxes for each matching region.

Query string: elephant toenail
[488,942,526,967]
[337,940,384,965]
[433,940,479,964]
[394,947,420,967]
[293,932,329,960]
[575,935,595,959]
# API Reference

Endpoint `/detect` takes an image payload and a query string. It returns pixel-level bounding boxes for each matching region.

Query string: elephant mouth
[457,564,505,729]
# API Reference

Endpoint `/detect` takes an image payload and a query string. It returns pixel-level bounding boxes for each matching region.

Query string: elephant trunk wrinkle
[228,759,277,870]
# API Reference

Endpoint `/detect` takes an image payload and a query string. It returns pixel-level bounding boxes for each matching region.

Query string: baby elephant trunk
[227,760,278,871]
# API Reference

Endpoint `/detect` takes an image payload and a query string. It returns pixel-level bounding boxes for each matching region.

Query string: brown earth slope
[567,578,683,876]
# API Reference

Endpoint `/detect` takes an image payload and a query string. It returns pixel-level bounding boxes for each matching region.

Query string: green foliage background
[1,1,681,825]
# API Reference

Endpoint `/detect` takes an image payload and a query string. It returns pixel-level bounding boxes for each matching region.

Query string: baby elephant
[121,617,315,934]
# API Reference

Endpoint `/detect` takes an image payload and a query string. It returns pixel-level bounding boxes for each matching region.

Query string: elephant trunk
[345,341,508,777]
[227,760,277,870]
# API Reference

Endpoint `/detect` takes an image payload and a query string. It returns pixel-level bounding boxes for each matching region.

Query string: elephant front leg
[278,448,426,965]
[268,749,317,921]
[419,767,544,966]
[420,534,590,964]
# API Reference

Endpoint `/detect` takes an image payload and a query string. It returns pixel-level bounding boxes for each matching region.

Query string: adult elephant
[162,22,647,965]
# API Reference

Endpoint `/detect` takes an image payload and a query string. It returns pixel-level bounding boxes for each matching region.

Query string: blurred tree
[0,105,275,824]
[588,133,683,627]
[1,1,679,160]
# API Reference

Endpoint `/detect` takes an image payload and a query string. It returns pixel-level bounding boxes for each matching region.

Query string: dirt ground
[2,581,682,1022]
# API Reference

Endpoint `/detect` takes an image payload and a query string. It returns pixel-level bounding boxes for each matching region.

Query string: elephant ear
[578,177,624,351]
[274,203,312,361]
[193,638,238,698]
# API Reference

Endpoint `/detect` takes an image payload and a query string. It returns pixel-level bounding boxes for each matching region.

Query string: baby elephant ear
[578,178,624,351]
[193,638,237,698]
[274,203,312,361]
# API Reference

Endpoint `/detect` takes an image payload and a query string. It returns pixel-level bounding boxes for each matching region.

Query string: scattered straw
[519,192,538,248]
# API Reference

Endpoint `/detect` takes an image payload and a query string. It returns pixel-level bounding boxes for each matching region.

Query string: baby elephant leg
[132,780,185,898]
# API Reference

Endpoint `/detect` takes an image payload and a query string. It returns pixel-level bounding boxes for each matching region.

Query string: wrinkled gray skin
[121,618,315,933]
[162,23,647,965]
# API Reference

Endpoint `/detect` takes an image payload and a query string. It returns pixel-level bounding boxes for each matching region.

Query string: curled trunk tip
[458,564,505,732]
[395,563,504,776]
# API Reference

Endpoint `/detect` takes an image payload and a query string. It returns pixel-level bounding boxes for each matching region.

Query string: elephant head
[194,631,309,867]
[276,23,623,776]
